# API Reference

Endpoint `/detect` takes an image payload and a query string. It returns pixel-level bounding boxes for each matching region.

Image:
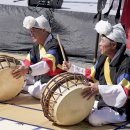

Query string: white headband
[23,15,51,32]
[95,20,128,44]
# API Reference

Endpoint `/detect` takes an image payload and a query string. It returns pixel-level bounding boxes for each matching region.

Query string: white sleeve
[68,64,85,75]
[30,61,50,76]
[98,85,127,108]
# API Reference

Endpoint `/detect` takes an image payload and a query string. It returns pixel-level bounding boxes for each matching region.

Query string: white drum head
[0,68,24,101]
[53,85,95,125]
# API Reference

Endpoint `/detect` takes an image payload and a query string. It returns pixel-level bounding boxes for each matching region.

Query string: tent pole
[93,12,102,63]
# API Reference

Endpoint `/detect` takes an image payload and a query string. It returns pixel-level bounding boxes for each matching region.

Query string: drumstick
[57,34,66,62]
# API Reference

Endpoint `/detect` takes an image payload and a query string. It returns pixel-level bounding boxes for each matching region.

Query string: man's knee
[88,112,103,126]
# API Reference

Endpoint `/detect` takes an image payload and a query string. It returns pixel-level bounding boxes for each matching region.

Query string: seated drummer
[12,15,67,99]
[62,20,130,126]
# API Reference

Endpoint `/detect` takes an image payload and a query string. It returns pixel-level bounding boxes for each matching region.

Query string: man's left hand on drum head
[81,82,99,100]
[12,65,30,79]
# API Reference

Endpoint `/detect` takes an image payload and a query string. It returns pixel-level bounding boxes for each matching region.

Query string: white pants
[23,75,46,99]
[87,101,126,126]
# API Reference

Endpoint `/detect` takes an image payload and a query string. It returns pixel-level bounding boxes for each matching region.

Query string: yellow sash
[39,44,62,70]
[104,57,113,85]
[39,44,46,58]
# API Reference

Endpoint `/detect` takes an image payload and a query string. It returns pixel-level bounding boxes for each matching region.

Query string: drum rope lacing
[0,55,20,69]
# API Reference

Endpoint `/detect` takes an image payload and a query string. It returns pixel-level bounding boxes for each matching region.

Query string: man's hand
[12,65,29,79]
[62,61,71,71]
[81,82,99,100]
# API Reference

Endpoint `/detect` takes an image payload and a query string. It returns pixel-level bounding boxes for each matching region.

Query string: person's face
[99,36,116,56]
[30,27,46,44]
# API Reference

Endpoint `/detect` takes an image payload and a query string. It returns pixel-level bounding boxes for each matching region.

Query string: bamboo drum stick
[57,34,66,61]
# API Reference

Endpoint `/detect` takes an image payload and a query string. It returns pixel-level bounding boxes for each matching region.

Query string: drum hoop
[41,72,88,121]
